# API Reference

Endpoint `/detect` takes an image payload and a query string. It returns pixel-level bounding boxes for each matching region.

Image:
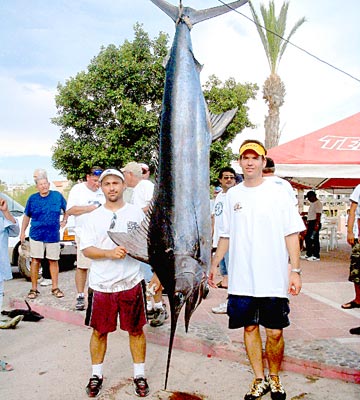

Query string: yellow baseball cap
[239,142,266,156]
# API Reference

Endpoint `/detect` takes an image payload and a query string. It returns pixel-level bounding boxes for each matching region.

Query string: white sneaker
[211,301,228,314]
[308,256,320,261]
[300,255,311,260]
[40,279,52,287]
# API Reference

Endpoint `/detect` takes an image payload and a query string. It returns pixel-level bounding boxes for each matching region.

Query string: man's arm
[347,201,357,246]
[20,215,31,243]
[82,245,127,260]
[66,204,99,216]
[208,237,229,288]
[285,232,302,296]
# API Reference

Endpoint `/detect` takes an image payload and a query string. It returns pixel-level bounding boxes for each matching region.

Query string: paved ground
[1,240,360,399]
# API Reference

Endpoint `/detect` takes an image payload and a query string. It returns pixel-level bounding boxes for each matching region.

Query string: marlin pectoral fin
[210,107,238,141]
[108,225,149,264]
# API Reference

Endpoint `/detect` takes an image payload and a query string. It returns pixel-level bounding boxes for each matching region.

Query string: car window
[0,192,25,215]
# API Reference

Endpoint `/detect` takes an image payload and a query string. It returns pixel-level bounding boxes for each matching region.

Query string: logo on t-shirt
[233,202,243,212]
[214,201,223,216]
[127,221,140,233]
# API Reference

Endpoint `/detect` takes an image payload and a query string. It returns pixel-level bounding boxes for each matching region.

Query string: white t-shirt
[212,191,226,247]
[132,179,154,209]
[350,184,360,237]
[264,175,298,206]
[307,199,323,221]
[220,179,305,298]
[80,203,145,293]
[66,182,105,236]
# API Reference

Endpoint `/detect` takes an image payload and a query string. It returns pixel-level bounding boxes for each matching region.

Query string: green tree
[52,23,168,181]
[249,1,305,148]
[52,24,257,183]
[203,75,258,184]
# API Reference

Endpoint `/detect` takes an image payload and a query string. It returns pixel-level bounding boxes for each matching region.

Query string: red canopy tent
[267,112,360,193]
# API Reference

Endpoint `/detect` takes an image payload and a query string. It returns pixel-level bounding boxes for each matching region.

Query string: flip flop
[0,360,14,372]
[341,301,360,309]
[27,289,40,299]
[51,288,64,298]
[217,283,228,289]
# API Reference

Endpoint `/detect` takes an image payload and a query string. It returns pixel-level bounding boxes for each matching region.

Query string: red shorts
[85,281,147,335]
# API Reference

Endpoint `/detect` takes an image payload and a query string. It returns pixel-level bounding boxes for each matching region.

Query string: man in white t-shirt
[262,157,298,206]
[211,166,236,314]
[66,166,105,310]
[121,161,168,327]
[209,139,304,400]
[301,190,323,261]
[341,184,360,317]
[80,168,151,398]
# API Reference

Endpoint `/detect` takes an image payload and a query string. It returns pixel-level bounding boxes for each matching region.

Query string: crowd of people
[1,140,359,399]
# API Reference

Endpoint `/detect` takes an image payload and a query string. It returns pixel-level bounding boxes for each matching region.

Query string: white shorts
[30,239,60,260]
[76,236,91,269]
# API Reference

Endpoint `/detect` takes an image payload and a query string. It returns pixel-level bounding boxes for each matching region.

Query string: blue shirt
[25,191,67,243]
[0,213,19,281]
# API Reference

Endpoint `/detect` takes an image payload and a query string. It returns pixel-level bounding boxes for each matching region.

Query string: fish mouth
[173,255,205,326]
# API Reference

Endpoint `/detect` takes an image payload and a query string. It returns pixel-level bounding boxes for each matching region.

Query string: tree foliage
[248,0,305,148]
[52,24,258,183]
[203,75,258,184]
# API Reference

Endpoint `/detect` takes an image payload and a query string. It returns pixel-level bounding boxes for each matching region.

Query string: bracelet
[291,268,302,275]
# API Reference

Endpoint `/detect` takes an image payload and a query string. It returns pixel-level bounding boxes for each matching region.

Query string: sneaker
[150,304,168,327]
[40,278,52,287]
[300,255,311,260]
[86,375,103,398]
[268,375,286,400]
[244,378,270,400]
[146,308,155,320]
[133,376,149,397]
[211,301,228,314]
[76,295,85,311]
[308,256,320,261]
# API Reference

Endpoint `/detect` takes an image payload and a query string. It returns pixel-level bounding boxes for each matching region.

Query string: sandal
[0,360,14,372]
[27,289,40,299]
[51,288,64,298]
[341,301,360,309]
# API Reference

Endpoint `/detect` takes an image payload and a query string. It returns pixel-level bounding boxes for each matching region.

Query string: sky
[1,0,359,184]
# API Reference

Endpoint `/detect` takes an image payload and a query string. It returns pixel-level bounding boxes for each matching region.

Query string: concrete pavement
[1,240,359,399]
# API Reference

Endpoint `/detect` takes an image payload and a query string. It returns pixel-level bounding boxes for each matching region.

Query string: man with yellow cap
[209,139,305,400]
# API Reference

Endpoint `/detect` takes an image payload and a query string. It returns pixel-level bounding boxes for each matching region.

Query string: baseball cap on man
[121,162,143,177]
[239,141,266,156]
[99,169,125,183]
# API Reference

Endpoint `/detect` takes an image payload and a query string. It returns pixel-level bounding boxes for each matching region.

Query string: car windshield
[0,192,25,216]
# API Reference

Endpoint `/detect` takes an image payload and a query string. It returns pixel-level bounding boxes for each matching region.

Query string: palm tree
[249,1,305,149]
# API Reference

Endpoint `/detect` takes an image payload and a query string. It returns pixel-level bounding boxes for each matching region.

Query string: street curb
[10,298,360,384]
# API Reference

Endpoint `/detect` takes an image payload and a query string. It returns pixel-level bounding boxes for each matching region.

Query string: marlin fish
[109,0,248,388]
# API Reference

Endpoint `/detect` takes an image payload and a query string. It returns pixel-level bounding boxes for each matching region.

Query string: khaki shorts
[76,236,91,270]
[29,239,60,260]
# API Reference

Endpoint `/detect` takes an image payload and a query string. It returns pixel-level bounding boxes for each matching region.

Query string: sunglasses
[92,169,103,176]
[109,213,117,230]
[223,176,235,180]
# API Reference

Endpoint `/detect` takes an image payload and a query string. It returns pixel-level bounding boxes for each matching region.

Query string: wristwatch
[291,268,302,275]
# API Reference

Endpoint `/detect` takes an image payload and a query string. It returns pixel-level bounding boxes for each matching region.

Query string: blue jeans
[219,251,229,277]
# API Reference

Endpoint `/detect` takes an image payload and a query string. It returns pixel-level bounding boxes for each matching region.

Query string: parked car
[0,192,76,280]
